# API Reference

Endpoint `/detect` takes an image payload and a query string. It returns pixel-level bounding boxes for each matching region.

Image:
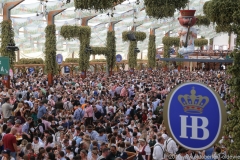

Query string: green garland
[147,35,156,68]
[65,58,79,63]
[162,37,180,65]
[122,31,146,42]
[92,47,108,55]
[203,0,240,36]
[74,0,125,11]
[144,0,188,19]
[122,31,146,68]
[17,58,44,64]
[194,38,208,47]
[196,15,211,27]
[0,20,16,69]
[176,53,183,66]
[106,31,116,70]
[61,25,91,71]
[162,37,180,47]
[90,59,106,62]
[210,38,213,45]
[45,25,57,75]
[61,26,116,72]
[224,49,240,155]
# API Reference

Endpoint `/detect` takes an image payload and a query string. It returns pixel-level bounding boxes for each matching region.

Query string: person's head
[5,98,10,103]
[46,135,53,144]
[158,137,164,144]
[63,139,69,147]
[101,148,109,157]
[38,148,46,158]
[10,127,17,135]
[87,125,93,133]
[58,151,65,158]
[139,138,146,146]
[14,119,21,127]
[27,117,33,123]
[66,146,72,153]
[110,145,117,154]
[47,152,56,160]
[2,149,10,158]
[33,136,39,144]
[80,150,87,158]
[91,149,98,158]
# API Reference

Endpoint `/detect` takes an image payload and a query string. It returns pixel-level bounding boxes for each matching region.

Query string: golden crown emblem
[178,87,209,114]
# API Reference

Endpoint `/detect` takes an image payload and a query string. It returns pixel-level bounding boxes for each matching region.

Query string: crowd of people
[0,68,230,160]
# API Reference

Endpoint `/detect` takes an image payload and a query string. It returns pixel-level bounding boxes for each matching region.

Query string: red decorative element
[191,106,195,108]
[178,16,197,27]
[178,10,197,27]
[180,10,196,17]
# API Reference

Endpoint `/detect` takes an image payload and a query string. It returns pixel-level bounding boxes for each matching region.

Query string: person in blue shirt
[85,125,99,140]
[95,129,108,144]
[37,101,47,119]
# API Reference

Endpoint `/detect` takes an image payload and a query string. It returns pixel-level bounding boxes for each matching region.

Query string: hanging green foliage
[128,41,138,69]
[90,59,106,62]
[224,49,240,155]
[106,31,116,70]
[194,38,208,47]
[162,36,180,66]
[74,0,125,11]
[196,15,211,27]
[122,31,146,68]
[0,20,16,68]
[144,0,188,19]
[65,58,79,63]
[147,35,156,68]
[17,58,44,64]
[203,0,240,43]
[45,25,57,75]
[122,31,146,42]
[61,25,91,71]
[61,26,116,72]
[210,38,213,45]
[176,53,183,66]
[162,37,180,47]
[92,47,108,55]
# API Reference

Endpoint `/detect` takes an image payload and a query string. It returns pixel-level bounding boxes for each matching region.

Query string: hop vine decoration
[194,38,208,47]
[0,20,16,68]
[147,35,156,69]
[203,0,240,36]
[162,36,180,65]
[65,58,79,63]
[224,49,240,156]
[45,25,57,75]
[17,58,44,64]
[196,15,211,27]
[61,26,116,73]
[122,31,146,69]
[144,0,188,19]
[74,0,125,11]
[106,31,116,71]
[61,26,91,72]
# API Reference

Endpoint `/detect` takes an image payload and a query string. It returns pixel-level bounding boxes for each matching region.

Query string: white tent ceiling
[0,0,220,59]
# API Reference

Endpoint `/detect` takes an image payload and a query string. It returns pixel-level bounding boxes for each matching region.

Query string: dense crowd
[0,68,230,160]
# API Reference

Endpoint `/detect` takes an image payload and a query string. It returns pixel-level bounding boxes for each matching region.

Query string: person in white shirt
[176,148,190,160]
[128,120,136,130]
[163,134,178,159]
[138,138,151,160]
[65,146,74,160]
[32,136,44,154]
[153,137,165,160]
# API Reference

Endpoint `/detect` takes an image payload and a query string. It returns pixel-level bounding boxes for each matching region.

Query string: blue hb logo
[164,82,226,150]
